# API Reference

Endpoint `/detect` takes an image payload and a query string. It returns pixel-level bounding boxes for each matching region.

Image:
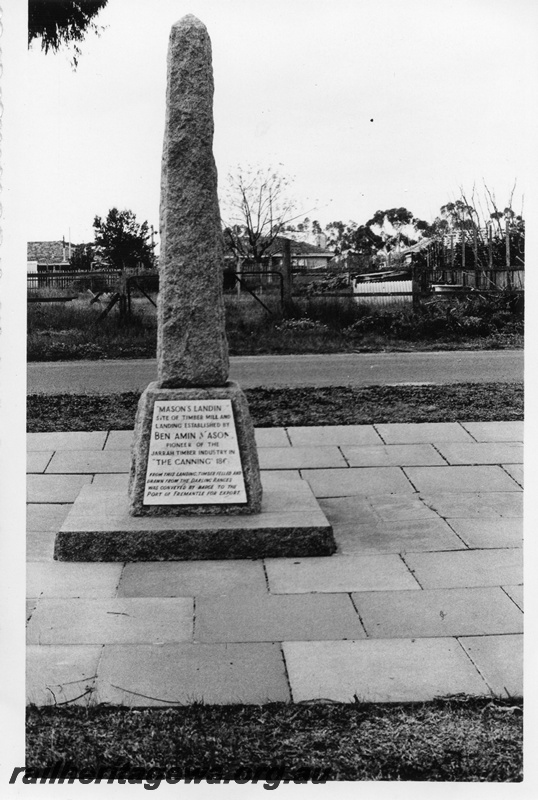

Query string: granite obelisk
[157,14,228,388]
[55,14,335,560]
[128,14,262,516]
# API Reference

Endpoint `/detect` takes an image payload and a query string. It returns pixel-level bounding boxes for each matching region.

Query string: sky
[20,0,537,246]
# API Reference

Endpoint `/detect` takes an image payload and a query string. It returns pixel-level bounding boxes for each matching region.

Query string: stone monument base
[129,381,262,515]
[54,474,336,561]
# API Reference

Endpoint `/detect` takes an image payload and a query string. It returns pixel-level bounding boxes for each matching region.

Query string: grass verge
[27,293,523,360]
[27,382,523,432]
[26,698,522,782]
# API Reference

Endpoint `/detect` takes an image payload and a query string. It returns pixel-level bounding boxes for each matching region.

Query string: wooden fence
[27,270,120,296]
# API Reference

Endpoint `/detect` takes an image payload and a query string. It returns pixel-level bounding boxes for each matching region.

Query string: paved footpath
[26,421,523,706]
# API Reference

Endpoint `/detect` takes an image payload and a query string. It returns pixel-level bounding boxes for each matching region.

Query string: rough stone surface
[129,381,262,515]
[157,14,228,387]
[126,15,263,525]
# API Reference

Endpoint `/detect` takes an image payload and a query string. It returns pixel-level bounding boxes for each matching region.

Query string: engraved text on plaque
[143,400,247,504]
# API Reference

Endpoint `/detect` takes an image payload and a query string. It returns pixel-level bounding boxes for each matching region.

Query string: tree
[221,165,299,267]
[70,242,95,271]
[28,0,108,67]
[325,220,384,272]
[366,207,430,255]
[93,208,155,271]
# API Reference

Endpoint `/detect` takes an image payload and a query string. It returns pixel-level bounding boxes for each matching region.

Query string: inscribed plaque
[143,399,247,505]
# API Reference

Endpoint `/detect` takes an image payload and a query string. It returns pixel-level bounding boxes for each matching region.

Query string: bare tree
[221,165,301,268]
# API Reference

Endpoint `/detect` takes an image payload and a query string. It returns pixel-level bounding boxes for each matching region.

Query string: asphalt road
[27,351,523,394]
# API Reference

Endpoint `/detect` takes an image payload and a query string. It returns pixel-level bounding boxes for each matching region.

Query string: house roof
[27,241,70,264]
[398,237,434,256]
[224,235,333,259]
[267,236,333,257]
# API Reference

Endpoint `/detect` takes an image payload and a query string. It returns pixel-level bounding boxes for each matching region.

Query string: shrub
[343,291,523,341]
[275,318,329,332]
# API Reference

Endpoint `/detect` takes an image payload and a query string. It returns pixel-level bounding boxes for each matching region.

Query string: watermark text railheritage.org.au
[9,764,330,790]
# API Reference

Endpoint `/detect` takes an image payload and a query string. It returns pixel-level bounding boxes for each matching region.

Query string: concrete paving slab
[26,598,194,645]
[318,496,379,525]
[27,474,93,503]
[255,428,290,447]
[118,560,268,597]
[403,548,523,589]
[342,444,446,467]
[302,467,414,498]
[97,643,290,705]
[435,442,523,465]
[352,587,523,638]
[287,425,383,447]
[458,634,523,697]
[405,466,521,494]
[27,599,37,623]
[447,518,523,549]
[195,592,365,642]
[265,554,419,594]
[260,469,303,482]
[502,585,523,611]
[56,479,335,561]
[420,492,523,519]
[335,518,466,555]
[26,645,102,706]
[27,532,57,561]
[92,473,131,490]
[375,423,474,444]
[27,451,54,473]
[502,464,523,487]
[461,421,524,442]
[366,494,440,521]
[46,449,130,474]
[27,431,108,451]
[104,430,133,450]
[27,504,71,532]
[283,639,489,703]
[258,446,347,470]
[27,562,123,598]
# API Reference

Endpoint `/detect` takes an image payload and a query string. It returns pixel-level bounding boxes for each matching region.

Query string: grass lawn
[26,698,522,783]
[27,293,523,360]
[27,382,523,432]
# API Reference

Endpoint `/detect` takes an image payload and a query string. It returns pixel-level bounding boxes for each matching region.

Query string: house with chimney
[224,234,334,273]
[27,240,73,274]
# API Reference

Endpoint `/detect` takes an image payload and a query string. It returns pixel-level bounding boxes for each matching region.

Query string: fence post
[411,260,420,309]
[473,225,479,289]
[281,239,293,314]
[505,219,511,289]
[236,257,242,299]
[118,269,128,319]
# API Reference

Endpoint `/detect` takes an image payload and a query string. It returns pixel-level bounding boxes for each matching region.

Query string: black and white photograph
[1,0,535,792]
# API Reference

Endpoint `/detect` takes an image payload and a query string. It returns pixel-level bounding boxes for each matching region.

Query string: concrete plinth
[55,475,335,561]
